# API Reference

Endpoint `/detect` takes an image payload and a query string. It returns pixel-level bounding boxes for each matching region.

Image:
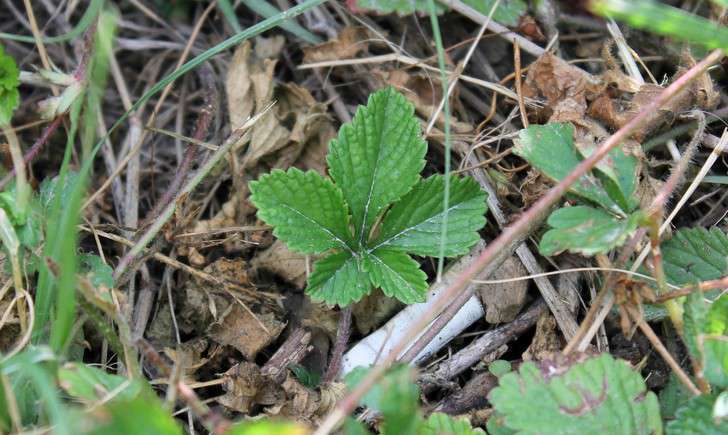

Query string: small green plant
[488,353,663,434]
[250,87,487,306]
[513,122,643,256]
[345,364,484,434]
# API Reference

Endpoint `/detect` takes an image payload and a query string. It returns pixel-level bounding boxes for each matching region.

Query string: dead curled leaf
[251,240,308,289]
[208,301,285,360]
[218,362,345,424]
[524,51,719,142]
[522,312,562,362]
[476,256,528,324]
[302,26,372,63]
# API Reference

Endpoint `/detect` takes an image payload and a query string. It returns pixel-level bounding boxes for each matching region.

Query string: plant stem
[323,306,352,384]
[1,125,29,219]
[313,48,725,435]
[0,116,64,191]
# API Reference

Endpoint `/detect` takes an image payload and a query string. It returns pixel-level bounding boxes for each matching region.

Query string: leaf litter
[2,2,728,434]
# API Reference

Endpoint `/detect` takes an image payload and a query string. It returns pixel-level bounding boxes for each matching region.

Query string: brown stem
[655,275,728,303]
[313,48,725,435]
[323,306,352,384]
[632,311,701,396]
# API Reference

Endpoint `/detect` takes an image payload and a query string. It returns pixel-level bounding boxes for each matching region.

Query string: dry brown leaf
[522,312,562,361]
[302,27,371,63]
[352,290,403,335]
[218,362,273,413]
[522,53,603,124]
[251,240,308,289]
[208,301,285,360]
[477,256,528,324]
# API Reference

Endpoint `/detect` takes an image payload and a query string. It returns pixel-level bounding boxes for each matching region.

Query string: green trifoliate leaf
[513,123,621,214]
[489,353,662,435]
[307,251,371,306]
[0,44,19,125]
[370,174,486,257]
[250,168,353,254]
[667,394,728,435]
[421,413,485,435]
[661,227,728,286]
[539,206,642,256]
[364,248,428,304]
[327,87,426,245]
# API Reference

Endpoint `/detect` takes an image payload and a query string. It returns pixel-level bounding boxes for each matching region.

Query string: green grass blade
[427,0,451,280]
[240,0,322,44]
[592,0,728,53]
[217,0,244,33]
[0,0,103,44]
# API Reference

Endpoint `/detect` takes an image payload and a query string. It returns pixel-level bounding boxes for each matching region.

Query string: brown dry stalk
[313,48,725,435]
[655,275,728,303]
[632,310,701,396]
[513,42,528,128]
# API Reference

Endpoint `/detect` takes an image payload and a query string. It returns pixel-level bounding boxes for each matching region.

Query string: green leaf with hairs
[364,248,428,304]
[371,174,486,257]
[327,87,426,246]
[667,394,728,435]
[250,168,353,254]
[539,206,642,256]
[307,251,371,306]
[489,353,662,434]
[513,123,622,214]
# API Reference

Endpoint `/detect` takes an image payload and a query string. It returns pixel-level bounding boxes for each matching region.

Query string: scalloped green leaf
[421,413,485,435]
[539,206,642,256]
[488,353,662,434]
[364,248,428,304]
[513,123,621,214]
[327,87,426,246]
[0,44,20,125]
[661,227,728,286]
[370,174,486,257]
[250,168,353,254]
[307,251,371,306]
[667,394,728,435]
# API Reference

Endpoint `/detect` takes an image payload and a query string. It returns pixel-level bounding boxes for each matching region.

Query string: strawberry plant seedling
[250,87,487,306]
[513,122,643,256]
